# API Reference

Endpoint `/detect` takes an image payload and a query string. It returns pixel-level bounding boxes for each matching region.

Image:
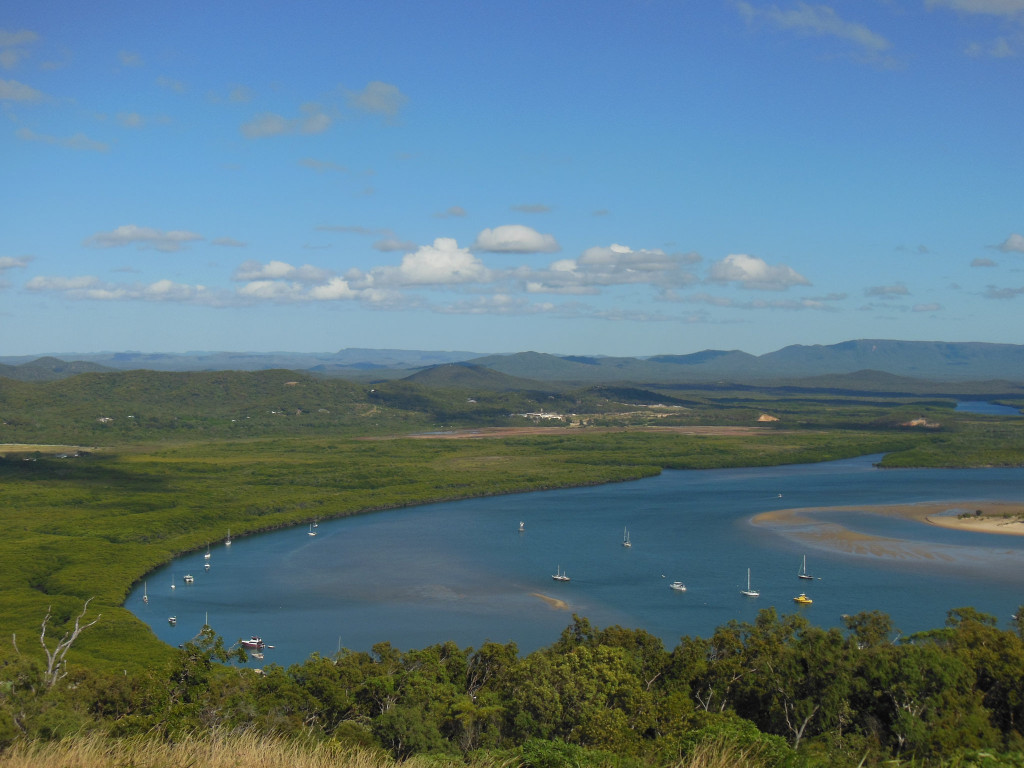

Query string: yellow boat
[793,593,813,605]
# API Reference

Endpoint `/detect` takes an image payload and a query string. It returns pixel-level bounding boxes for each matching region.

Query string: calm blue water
[129,455,1024,665]
[956,401,1022,416]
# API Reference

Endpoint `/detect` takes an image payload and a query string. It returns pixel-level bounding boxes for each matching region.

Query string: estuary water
[129,455,1024,667]
[955,401,1022,416]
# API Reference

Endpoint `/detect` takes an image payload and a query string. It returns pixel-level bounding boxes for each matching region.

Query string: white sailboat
[798,555,813,580]
[204,542,211,559]
[225,528,232,546]
[741,568,759,597]
[622,527,632,548]
[143,581,148,603]
[552,565,570,582]
[307,523,317,537]
[170,573,175,590]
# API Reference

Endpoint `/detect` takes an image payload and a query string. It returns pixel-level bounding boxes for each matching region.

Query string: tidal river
[129,455,1024,667]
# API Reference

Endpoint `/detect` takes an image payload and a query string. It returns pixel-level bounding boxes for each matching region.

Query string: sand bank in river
[532,593,570,610]
[751,501,1024,561]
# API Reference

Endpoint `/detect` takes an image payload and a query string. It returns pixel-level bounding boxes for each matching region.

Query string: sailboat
[307,523,317,537]
[552,565,570,582]
[204,542,211,560]
[622,527,632,548]
[798,555,813,580]
[170,574,175,590]
[741,568,759,597]
[225,529,232,546]
[143,581,148,603]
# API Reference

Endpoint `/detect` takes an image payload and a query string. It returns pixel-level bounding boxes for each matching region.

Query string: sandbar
[751,501,1024,561]
[532,592,569,610]
[755,501,1024,536]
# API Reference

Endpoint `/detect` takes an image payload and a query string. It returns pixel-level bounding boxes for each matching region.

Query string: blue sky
[2,1,1023,358]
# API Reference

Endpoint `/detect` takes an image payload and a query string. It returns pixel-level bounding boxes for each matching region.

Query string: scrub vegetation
[2,368,1024,766]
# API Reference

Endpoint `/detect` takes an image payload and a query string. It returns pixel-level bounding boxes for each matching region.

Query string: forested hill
[3,339,1024,383]
[467,340,1024,384]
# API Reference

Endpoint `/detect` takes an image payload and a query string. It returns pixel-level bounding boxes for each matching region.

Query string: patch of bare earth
[364,425,778,440]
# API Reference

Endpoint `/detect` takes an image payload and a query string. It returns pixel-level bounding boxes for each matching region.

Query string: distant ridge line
[2,339,1024,384]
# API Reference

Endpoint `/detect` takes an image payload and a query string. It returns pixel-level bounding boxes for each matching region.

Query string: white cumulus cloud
[996,233,1024,253]
[473,225,560,254]
[17,127,108,152]
[0,29,39,70]
[364,238,492,286]
[707,253,811,290]
[0,78,44,101]
[737,2,891,52]
[241,103,331,138]
[520,244,701,294]
[864,283,910,297]
[232,260,331,284]
[84,225,203,252]
[308,278,358,300]
[0,255,32,271]
[345,81,408,118]
[26,275,211,303]
[926,0,1024,16]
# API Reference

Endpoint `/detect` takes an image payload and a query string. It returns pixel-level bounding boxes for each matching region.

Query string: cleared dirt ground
[389,425,776,439]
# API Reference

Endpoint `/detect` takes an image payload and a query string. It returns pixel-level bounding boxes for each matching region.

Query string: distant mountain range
[2,340,1024,384]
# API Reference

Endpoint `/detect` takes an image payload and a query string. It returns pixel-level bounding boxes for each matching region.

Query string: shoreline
[752,500,1024,561]
[754,501,1024,537]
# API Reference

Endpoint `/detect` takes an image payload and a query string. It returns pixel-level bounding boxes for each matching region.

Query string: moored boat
[798,555,813,580]
[793,593,813,605]
[741,568,759,597]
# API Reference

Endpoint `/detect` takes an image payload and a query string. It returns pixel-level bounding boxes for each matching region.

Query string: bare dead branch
[39,598,101,688]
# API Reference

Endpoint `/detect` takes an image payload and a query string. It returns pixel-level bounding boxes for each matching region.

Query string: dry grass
[668,739,772,768]
[0,730,421,768]
[0,731,771,768]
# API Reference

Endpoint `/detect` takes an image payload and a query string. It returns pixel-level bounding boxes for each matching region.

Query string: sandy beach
[751,501,1024,560]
